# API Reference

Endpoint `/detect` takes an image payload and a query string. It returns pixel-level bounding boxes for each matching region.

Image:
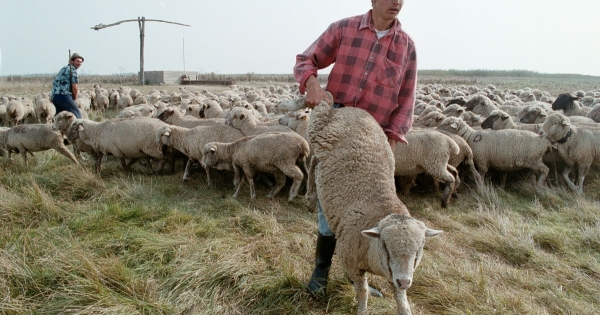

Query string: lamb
[436,116,552,187]
[393,129,460,208]
[4,124,79,166]
[480,110,541,133]
[305,99,442,315]
[538,113,600,194]
[155,124,244,184]
[71,117,168,173]
[201,132,309,201]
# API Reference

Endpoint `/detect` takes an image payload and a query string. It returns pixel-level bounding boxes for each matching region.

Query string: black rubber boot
[307,233,336,294]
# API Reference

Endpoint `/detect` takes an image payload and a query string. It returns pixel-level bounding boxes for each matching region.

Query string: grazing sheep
[201,132,309,201]
[71,118,167,173]
[52,111,94,161]
[305,99,442,315]
[155,124,244,184]
[4,124,78,166]
[538,113,600,194]
[437,116,552,187]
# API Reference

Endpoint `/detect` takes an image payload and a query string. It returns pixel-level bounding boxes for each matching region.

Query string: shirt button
[364,72,368,75]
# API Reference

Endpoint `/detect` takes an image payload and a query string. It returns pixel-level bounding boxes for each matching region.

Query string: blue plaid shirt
[51,64,78,100]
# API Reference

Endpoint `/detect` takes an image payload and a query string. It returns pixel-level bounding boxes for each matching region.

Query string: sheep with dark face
[552,93,592,116]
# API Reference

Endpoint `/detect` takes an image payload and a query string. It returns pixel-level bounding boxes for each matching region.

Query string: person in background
[51,53,84,118]
[293,0,417,296]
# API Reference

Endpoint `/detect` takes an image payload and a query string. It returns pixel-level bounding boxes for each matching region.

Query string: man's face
[71,58,83,69]
[372,0,403,21]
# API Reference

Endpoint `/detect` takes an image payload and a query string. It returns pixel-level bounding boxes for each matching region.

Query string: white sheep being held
[307,100,442,315]
[201,132,309,201]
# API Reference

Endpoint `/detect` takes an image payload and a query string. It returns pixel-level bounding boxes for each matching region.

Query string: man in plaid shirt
[294,0,417,296]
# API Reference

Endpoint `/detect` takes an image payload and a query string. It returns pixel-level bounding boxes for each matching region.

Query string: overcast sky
[1,0,599,76]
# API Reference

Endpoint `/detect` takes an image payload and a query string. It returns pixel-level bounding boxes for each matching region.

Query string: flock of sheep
[2,82,600,200]
[1,81,600,314]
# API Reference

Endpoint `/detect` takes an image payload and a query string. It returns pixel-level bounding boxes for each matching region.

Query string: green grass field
[1,75,600,314]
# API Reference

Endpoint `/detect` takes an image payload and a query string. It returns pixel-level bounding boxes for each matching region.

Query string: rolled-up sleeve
[385,44,417,144]
[294,23,340,94]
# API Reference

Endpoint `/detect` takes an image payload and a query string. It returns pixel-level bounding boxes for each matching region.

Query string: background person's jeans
[52,94,82,119]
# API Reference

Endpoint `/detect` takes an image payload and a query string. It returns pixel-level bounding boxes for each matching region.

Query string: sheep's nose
[396,278,412,290]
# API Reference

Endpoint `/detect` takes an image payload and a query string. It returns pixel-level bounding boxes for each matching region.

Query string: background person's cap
[70,53,84,62]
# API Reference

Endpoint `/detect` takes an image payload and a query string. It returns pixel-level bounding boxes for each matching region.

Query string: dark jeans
[52,94,82,119]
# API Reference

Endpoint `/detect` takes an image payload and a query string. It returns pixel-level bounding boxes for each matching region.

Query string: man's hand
[388,139,397,153]
[305,75,333,108]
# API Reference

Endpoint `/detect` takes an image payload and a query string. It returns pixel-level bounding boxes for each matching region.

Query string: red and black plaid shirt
[294,10,417,144]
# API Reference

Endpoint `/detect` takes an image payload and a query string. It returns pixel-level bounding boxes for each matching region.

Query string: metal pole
[139,16,146,85]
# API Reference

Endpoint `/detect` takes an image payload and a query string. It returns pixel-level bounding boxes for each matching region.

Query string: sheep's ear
[425,228,443,237]
[361,227,381,239]
[240,114,245,120]
[163,131,170,137]
[561,120,569,126]
[78,124,85,131]
[210,147,216,153]
[501,115,509,121]
[450,121,458,129]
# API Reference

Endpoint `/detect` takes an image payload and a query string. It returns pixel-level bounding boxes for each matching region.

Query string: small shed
[141,71,198,85]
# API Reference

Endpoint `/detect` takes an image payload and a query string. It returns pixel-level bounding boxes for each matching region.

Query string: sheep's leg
[535,164,549,188]
[305,156,318,211]
[144,158,155,175]
[281,165,305,201]
[562,165,579,192]
[576,164,589,194]
[233,165,245,198]
[95,153,103,174]
[266,171,286,199]
[243,165,257,199]
[499,172,508,189]
[348,271,369,314]
[54,143,79,165]
[393,286,412,315]
[21,150,29,166]
[183,159,193,182]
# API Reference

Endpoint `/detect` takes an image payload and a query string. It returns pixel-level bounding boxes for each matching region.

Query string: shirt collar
[360,10,402,33]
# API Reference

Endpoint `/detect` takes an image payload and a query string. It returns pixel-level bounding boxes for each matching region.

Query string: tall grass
[1,79,600,314]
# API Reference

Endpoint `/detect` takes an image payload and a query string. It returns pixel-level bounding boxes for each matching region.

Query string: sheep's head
[362,214,441,291]
[437,116,464,134]
[539,113,571,143]
[156,126,172,146]
[200,142,219,168]
[480,110,509,129]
